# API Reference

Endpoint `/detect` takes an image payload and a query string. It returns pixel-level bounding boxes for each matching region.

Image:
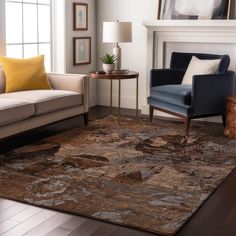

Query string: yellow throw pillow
[0,55,51,93]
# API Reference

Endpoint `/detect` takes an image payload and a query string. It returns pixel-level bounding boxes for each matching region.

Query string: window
[5,0,52,71]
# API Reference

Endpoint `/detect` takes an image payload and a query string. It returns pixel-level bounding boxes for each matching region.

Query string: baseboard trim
[97,93,146,110]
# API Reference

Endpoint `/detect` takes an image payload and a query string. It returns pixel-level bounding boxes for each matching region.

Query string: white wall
[65,0,97,107]
[96,0,157,109]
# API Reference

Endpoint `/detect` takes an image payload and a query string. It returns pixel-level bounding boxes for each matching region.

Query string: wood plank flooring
[1,106,236,235]
[0,198,155,236]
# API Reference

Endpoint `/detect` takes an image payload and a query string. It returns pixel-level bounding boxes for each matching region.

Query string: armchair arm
[151,69,185,87]
[47,73,89,113]
[192,71,235,116]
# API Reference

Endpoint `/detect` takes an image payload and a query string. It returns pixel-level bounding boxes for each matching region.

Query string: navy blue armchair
[148,52,235,135]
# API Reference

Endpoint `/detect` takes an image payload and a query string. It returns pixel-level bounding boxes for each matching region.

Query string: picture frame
[73,3,88,31]
[159,0,231,20]
[157,0,162,19]
[212,0,231,19]
[73,37,91,65]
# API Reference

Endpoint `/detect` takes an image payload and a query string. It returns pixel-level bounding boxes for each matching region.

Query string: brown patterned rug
[0,115,236,235]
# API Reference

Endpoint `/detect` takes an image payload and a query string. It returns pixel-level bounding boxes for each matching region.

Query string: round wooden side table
[224,96,236,138]
[90,71,139,119]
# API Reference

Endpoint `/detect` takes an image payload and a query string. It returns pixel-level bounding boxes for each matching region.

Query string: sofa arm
[151,69,185,87]
[192,71,235,116]
[47,73,89,113]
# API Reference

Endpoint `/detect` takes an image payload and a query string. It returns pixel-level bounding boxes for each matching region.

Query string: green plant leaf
[100,53,117,64]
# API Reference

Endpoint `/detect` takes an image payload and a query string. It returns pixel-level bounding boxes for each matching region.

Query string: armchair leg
[185,117,191,136]
[222,114,226,127]
[149,106,154,123]
[83,112,89,126]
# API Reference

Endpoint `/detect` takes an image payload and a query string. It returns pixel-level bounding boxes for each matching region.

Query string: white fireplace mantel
[142,20,236,114]
[143,20,236,32]
[144,20,236,69]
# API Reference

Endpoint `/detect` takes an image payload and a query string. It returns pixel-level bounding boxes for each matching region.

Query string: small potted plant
[100,53,116,74]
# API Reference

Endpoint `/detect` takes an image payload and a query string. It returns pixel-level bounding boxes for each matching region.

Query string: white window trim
[0,0,66,73]
[0,0,6,56]
[5,0,52,71]
[51,0,66,73]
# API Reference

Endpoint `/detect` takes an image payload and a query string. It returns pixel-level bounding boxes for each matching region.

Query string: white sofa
[0,68,89,140]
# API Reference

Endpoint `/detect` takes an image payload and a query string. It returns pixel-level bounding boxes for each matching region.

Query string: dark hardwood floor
[0,198,157,235]
[0,106,236,236]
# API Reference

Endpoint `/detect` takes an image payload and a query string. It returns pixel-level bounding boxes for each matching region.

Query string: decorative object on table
[1,115,236,236]
[159,0,231,20]
[95,71,106,75]
[73,2,88,31]
[111,69,129,74]
[103,21,132,71]
[73,37,91,65]
[224,96,236,138]
[148,52,235,136]
[100,53,116,74]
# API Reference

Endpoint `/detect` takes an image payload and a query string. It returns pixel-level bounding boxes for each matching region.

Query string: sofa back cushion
[170,52,230,74]
[0,67,6,94]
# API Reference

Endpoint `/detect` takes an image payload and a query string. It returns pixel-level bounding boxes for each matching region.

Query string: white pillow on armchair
[182,56,221,85]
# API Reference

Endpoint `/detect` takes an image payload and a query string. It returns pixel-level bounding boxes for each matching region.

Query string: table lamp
[103,21,132,72]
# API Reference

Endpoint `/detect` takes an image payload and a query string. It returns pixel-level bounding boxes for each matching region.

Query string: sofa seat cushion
[150,85,192,107]
[0,90,83,115]
[0,99,35,126]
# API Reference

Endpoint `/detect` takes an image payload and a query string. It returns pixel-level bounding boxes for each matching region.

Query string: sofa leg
[149,106,154,123]
[185,117,191,136]
[83,112,89,126]
[222,114,226,127]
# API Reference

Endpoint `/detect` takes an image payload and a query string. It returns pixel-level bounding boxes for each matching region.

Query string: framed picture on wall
[157,0,162,19]
[73,3,88,31]
[73,37,91,65]
[212,0,231,19]
[159,0,231,20]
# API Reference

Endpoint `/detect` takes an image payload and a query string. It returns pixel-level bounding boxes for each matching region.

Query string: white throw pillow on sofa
[182,56,221,85]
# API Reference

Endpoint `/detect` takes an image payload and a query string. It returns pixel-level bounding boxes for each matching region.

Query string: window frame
[5,0,53,71]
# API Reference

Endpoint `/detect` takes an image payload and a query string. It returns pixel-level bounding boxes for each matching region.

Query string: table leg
[136,77,139,118]
[110,78,113,114]
[118,79,121,121]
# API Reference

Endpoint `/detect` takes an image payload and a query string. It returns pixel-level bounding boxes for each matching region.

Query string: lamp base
[113,44,121,70]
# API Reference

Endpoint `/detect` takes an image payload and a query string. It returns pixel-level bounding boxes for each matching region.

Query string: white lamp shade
[103,22,132,43]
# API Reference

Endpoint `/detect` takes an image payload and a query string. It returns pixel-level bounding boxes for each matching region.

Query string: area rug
[1,115,236,235]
